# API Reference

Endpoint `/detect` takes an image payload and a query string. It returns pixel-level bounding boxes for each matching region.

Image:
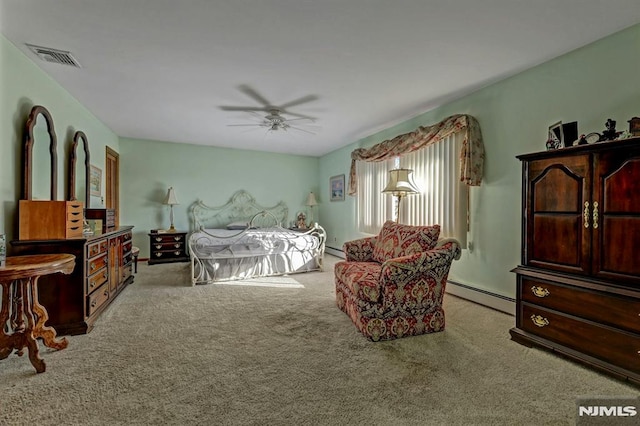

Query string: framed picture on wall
[330,174,345,202]
[90,165,102,196]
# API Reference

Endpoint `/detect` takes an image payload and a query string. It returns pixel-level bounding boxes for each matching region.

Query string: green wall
[3,23,638,301]
[0,35,118,247]
[318,23,640,299]
[118,137,319,257]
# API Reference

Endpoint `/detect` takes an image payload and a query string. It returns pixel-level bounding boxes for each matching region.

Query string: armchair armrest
[379,240,461,311]
[343,236,377,262]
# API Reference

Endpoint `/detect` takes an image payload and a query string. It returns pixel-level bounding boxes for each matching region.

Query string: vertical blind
[356,132,467,247]
[356,158,395,234]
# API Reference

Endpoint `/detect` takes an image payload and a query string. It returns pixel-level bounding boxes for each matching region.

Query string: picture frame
[548,121,563,149]
[89,165,102,196]
[330,174,345,202]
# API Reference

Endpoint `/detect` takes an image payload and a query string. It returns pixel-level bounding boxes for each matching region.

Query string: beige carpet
[1,255,636,425]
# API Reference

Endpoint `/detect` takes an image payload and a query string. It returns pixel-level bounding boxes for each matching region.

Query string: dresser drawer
[121,263,132,282]
[87,283,110,317]
[150,233,185,244]
[88,253,108,275]
[152,241,184,251]
[66,202,84,215]
[66,218,84,238]
[152,249,186,260]
[521,277,640,334]
[87,268,109,294]
[87,240,108,258]
[521,303,640,374]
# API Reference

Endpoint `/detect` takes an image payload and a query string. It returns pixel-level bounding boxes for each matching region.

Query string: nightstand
[148,230,189,265]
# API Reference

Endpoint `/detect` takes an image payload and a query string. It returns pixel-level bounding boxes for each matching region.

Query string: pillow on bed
[226,222,249,230]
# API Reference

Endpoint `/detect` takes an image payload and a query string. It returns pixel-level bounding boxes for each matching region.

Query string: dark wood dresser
[148,230,189,265]
[12,226,134,335]
[511,137,640,384]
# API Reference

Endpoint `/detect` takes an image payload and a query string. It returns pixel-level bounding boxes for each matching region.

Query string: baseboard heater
[446,280,515,316]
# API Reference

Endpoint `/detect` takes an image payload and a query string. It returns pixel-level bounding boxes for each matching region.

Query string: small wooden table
[0,253,75,373]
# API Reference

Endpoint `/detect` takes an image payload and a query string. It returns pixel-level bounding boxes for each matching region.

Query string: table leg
[0,282,12,359]
[29,276,68,350]
[21,278,46,373]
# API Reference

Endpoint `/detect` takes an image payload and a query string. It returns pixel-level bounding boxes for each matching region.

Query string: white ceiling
[2,1,639,157]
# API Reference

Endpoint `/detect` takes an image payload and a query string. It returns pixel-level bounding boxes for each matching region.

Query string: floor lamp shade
[382,169,420,222]
[164,187,179,231]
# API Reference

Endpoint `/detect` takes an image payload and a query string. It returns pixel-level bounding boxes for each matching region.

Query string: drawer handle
[155,237,162,242]
[91,263,97,271]
[174,236,181,241]
[592,201,599,229]
[531,286,550,298]
[174,243,180,248]
[174,251,180,255]
[530,314,549,328]
[583,201,590,228]
[155,253,163,257]
[155,244,162,249]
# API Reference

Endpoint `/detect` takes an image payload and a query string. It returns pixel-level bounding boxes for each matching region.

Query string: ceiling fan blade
[282,111,317,120]
[220,106,269,112]
[227,123,266,127]
[238,84,272,107]
[279,94,319,109]
[285,116,316,123]
[288,125,316,135]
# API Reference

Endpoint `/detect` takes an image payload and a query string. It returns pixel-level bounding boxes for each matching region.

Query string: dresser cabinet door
[591,149,640,285]
[525,154,591,275]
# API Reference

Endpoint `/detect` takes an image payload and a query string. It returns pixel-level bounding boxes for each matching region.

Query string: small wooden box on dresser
[12,226,134,335]
[511,137,640,385]
[148,230,189,265]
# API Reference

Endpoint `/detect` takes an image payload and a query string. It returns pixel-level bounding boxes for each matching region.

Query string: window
[356,132,468,247]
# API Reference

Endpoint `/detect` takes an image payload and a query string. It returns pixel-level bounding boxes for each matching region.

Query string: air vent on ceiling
[26,43,81,68]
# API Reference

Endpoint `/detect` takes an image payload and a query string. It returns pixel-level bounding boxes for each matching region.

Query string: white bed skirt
[192,250,320,284]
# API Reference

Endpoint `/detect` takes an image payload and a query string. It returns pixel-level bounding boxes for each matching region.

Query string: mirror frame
[23,105,58,200]
[68,130,91,206]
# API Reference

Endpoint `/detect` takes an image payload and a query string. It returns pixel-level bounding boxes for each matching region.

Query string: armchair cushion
[372,221,440,263]
[334,261,382,303]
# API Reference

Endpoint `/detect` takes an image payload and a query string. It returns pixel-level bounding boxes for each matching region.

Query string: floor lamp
[382,168,419,223]
[164,187,179,232]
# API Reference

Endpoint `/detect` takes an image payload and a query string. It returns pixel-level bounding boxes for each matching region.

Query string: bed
[189,190,326,285]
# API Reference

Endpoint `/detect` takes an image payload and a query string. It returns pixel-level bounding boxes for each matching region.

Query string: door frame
[106,146,119,226]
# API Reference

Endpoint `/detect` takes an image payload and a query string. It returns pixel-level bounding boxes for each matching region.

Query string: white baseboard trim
[446,280,515,316]
[325,246,345,258]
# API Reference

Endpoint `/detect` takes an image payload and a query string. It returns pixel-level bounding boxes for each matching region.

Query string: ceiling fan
[228,108,317,134]
[221,85,319,134]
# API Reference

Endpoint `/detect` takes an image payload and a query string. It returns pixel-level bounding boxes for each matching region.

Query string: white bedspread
[189,227,323,284]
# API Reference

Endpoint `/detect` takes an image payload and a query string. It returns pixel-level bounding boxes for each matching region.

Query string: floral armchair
[335,221,461,341]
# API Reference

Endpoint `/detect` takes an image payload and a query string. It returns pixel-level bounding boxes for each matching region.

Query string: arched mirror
[68,131,91,206]
[23,105,57,200]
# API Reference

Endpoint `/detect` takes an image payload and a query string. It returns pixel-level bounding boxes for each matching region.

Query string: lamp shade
[305,191,318,207]
[382,169,420,196]
[163,187,179,205]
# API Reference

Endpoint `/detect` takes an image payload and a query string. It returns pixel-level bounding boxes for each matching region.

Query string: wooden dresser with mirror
[13,105,134,335]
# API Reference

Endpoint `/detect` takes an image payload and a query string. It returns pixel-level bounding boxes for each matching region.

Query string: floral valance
[348,114,484,195]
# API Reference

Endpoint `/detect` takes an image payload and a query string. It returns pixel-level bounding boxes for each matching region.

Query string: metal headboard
[189,190,289,232]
